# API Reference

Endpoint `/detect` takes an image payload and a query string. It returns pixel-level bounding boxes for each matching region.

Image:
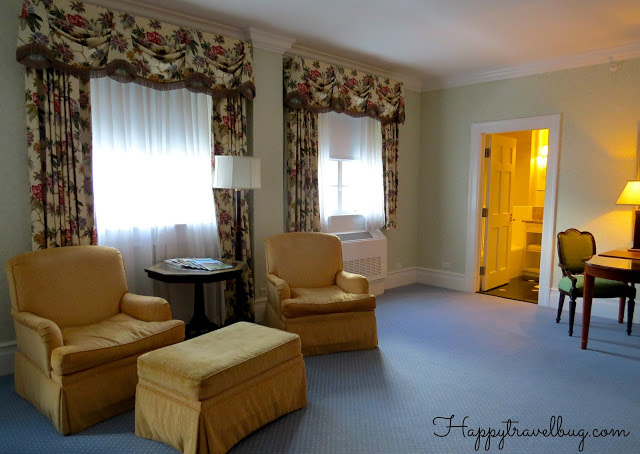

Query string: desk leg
[581,272,595,350]
[186,282,219,338]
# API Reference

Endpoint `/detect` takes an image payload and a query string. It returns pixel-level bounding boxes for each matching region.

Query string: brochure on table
[164,258,233,271]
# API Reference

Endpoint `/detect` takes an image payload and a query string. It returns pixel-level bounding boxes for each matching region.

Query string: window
[91,78,221,321]
[318,112,384,231]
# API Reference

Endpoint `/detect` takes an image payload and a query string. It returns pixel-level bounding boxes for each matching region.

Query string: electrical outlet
[442,261,451,270]
[259,286,267,297]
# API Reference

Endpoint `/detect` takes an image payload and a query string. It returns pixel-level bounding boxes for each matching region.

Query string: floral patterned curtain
[212,96,255,323]
[25,68,96,249]
[284,55,404,124]
[284,55,403,230]
[382,123,399,229]
[286,108,321,232]
[17,0,255,99]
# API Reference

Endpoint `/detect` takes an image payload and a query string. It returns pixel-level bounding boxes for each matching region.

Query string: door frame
[464,114,562,307]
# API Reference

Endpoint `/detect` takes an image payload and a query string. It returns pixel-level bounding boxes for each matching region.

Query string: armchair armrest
[266,273,291,303]
[11,310,63,377]
[558,263,578,284]
[336,270,369,294]
[120,292,172,322]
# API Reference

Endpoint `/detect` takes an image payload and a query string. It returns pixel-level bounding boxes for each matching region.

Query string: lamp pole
[234,188,243,261]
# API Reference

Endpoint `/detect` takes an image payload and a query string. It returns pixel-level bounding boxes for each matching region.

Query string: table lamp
[213,155,261,261]
[616,180,640,251]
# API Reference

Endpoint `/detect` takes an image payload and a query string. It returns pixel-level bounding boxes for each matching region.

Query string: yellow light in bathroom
[536,132,548,168]
[536,145,548,168]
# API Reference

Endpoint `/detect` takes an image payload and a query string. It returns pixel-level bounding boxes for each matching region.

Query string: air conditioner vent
[336,229,387,284]
[344,256,382,278]
[336,231,373,242]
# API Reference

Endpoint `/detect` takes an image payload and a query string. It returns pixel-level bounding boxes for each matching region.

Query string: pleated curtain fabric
[24,68,96,250]
[212,96,255,323]
[285,107,321,232]
[382,122,399,229]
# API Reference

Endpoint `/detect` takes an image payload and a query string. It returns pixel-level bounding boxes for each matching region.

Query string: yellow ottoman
[135,322,307,454]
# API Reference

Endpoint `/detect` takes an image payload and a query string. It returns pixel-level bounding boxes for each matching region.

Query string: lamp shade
[616,181,640,205]
[213,156,261,190]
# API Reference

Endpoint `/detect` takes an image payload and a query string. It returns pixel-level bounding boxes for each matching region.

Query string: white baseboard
[416,268,467,292]
[0,342,16,376]
[548,289,640,323]
[385,268,418,289]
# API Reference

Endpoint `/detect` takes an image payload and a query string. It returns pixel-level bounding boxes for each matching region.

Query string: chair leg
[568,297,576,337]
[618,297,625,324]
[556,293,565,323]
[627,298,635,336]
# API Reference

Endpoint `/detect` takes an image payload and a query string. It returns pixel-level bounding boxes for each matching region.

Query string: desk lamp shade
[616,180,640,251]
[213,156,261,189]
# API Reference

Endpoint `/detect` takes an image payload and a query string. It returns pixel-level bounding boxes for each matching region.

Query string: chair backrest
[5,245,128,327]
[557,229,596,275]
[265,232,343,288]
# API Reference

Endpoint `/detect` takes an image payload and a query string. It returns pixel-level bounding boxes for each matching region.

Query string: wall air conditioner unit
[328,215,387,296]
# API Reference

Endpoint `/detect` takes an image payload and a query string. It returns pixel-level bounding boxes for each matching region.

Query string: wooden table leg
[581,272,595,350]
[186,282,218,338]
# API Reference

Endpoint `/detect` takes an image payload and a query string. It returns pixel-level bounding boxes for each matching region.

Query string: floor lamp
[213,155,261,261]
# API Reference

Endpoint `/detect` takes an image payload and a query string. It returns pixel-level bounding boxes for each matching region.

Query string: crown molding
[91,1,640,93]
[249,28,295,54]
[422,40,640,91]
[288,44,423,92]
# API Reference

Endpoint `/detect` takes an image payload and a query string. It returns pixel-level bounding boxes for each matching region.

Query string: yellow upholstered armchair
[5,245,185,434]
[264,232,378,355]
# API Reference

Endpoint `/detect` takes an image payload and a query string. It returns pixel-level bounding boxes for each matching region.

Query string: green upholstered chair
[556,229,636,336]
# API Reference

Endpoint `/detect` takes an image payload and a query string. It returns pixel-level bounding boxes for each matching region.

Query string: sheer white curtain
[91,77,223,323]
[318,112,384,231]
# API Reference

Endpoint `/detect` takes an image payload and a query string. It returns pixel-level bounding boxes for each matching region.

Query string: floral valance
[284,55,404,124]
[17,0,255,99]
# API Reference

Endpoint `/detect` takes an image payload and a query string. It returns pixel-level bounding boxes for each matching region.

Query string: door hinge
[484,147,491,158]
[479,266,486,276]
[481,208,488,217]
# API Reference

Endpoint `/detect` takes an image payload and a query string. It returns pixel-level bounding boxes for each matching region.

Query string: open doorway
[464,114,561,310]
[478,130,548,304]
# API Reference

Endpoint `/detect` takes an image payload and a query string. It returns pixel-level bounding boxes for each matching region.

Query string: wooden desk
[581,255,640,349]
[599,249,640,260]
[145,261,246,338]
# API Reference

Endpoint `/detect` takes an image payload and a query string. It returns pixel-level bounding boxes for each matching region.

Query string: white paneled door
[482,134,516,291]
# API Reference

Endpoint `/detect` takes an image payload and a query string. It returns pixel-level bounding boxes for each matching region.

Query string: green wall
[419,60,640,288]
[0,0,30,343]
[386,88,421,272]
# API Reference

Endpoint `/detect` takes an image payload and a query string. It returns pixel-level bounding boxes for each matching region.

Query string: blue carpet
[1,284,639,453]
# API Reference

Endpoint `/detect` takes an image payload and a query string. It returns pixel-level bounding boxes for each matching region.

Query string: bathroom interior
[481,129,548,304]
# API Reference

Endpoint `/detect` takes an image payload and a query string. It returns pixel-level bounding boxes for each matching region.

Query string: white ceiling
[100,0,640,90]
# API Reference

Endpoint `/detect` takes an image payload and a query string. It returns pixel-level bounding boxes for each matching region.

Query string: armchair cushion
[265,232,344,288]
[6,245,127,327]
[51,313,184,375]
[558,276,635,298]
[282,287,376,318]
